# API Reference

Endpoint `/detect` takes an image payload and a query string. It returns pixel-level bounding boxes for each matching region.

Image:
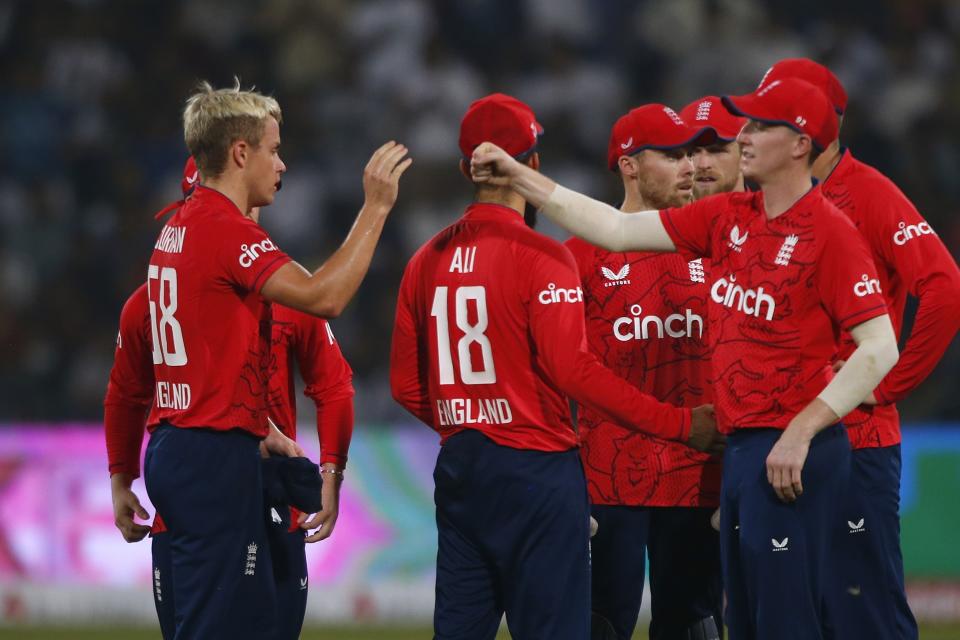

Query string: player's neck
[474,187,525,216]
[204,173,250,216]
[811,141,842,182]
[759,166,815,219]
[620,186,654,213]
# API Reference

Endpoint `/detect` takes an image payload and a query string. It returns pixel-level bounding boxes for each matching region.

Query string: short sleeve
[217,219,291,292]
[816,214,888,330]
[659,193,727,260]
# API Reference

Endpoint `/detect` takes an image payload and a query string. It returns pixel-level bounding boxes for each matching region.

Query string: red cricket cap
[722,77,839,151]
[155,157,199,219]
[757,58,847,116]
[607,104,700,171]
[459,93,543,160]
[680,96,747,144]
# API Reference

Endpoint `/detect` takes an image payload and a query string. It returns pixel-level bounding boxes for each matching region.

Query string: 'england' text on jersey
[436,397,513,426]
[155,381,191,410]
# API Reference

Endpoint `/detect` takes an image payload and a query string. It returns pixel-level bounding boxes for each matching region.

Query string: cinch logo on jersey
[893,220,936,246]
[853,274,882,297]
[538,283,584,304]
[710,274,776,321]
[238,239,279,268]
[601,264,631,287]
[613,304,704,341]
[727,225,749,252]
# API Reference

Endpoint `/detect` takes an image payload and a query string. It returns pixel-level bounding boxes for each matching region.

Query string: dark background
[1,0,958,425]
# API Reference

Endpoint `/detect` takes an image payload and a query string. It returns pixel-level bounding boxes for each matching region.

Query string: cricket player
[140,80,409,639]
[106,158,357,640]
[680,96,747,200]
[390,93,721,640]
[565,104,723,640]
[759,58,960,640]
[470,78,900,639]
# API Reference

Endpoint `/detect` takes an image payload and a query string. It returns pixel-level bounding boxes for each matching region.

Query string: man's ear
[232,140,250,169]
[793,134,813,161]
[459,158,471,180]
[618,154,638,178]
[526,152,540,172]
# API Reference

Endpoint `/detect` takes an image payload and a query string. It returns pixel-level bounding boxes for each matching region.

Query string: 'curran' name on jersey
[436,398,514,426]
[154,225,186,254]
[710,274,776,321]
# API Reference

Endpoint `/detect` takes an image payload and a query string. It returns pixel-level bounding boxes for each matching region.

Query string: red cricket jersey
[821,150,960,449]
[105,286,355,533]
[145,186,291,436]
[660,187,888,433]
[390,203,691,452]
[566,239,720,506]
[269,305,355,467]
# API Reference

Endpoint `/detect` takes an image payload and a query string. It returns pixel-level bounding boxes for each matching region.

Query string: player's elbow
[307,298,345,319]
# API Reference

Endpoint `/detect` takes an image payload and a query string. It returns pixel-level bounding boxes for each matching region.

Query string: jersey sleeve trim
[839,304,888,331]
[253,254,292,292]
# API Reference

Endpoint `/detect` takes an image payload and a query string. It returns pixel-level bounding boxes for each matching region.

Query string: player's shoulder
[563,235,595,258]
[832,152,915,209]
[121,283,149,317]
[119,283,151,337]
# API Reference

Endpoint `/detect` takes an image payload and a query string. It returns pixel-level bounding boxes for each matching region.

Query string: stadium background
[1,0,959,636]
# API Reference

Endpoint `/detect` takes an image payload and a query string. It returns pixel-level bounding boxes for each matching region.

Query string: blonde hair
[183,79,282,178]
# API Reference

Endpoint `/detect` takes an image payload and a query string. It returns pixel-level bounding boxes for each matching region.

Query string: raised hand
[363,141,413,212]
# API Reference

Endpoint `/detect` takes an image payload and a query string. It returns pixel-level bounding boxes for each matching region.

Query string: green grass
[0,625,958,639]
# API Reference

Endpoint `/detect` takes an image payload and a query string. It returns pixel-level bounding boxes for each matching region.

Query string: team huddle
[104,58,960,640]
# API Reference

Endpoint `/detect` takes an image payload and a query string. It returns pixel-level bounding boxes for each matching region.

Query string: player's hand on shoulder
[470,142,518,187]
[687,404,725,455]
[363,141,413,213]
[110,475,151,543]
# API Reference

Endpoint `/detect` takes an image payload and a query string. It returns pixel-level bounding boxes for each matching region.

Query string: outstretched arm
[470,142,675,253]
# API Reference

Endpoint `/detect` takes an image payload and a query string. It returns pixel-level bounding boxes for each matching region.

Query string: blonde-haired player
[137,80,411,639]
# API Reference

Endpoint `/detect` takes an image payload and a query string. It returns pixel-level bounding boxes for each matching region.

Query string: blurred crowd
[2,0,959,424]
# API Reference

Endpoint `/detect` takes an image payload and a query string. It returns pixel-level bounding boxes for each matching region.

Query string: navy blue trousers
[823,445,918,640]
[433,429,591,640]
[144,424,277,640]
[590,505,722,640]
[720,424,850,640]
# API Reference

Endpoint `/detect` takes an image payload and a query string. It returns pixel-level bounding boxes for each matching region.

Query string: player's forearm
[557,350,690,442]
[305,203,389,317]
[265,204,389,317]
[541,186,676,253]
[819,314,899,418]
[875,271,960,403]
